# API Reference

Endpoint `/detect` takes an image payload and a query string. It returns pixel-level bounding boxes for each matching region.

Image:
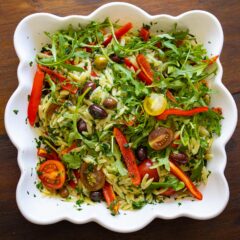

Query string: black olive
[90,191,104,202]
[103,98,117,109]
[59,187,69,198]
[169,152,188,165]
[82,81,96,98]
[136,146,148,162]
[109,54,124,63]
[77,119,87,133]
[89,104,108,119]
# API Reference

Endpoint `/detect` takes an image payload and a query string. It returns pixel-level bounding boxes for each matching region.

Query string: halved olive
[169,152,188,165]
[77,119,87,133]
[80,162,105,191]
[59,187,69,198]
[136,146,148,162]
[82,81,96,98]
[148,127,174,150]
[89,104,108,119]
[103,98,117,109]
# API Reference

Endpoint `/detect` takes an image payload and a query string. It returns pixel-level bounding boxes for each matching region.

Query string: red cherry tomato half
[38,160,66,189]
[138,159,159,181]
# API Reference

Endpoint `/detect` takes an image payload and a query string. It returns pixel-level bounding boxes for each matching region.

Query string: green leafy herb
[13,109,19,115]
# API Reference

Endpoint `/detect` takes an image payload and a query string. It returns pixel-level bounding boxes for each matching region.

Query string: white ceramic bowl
[5,2,238,233]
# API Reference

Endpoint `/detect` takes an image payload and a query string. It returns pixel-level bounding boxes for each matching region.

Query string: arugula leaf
[62,150,84,169]
[132,200,147,209]
[191,159,204,181]
[151,148,171,171]
[60,63,84,72]
[146,176,185,192]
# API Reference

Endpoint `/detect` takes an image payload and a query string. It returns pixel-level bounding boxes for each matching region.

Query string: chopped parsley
[13,109,19,115]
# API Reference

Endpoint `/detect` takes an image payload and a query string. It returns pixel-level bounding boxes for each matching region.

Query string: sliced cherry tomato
[38,160,65,189]
[144,93,167,116]
[80,162,105,191]
[148,127,174,150]
[138,159,159,181]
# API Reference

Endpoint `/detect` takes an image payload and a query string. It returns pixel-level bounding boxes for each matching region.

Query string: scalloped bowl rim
[4,2,238,233]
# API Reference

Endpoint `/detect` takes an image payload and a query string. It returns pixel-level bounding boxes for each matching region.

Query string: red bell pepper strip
[212,107,222,115]
[103,182,119,214]
[60,143,78,155]
[169,161,203,200]
[166,90,177,103]
[37,148,59,160]
[136,54,153,82]
[203,55,218,65]
[156,107,209,120]
[103,22,133,47]
[28,69,45,126]
[124,58,152,85]
[73,169,80,179]
[38,65,78,94]
[113,128,141,186]
[161,188,176,196]
[68,169,80,189]
[139,27,150,41]
[91,71,98,77]
[68,179,77,189]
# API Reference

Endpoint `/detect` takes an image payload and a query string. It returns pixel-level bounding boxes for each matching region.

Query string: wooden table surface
[0,0,239,239]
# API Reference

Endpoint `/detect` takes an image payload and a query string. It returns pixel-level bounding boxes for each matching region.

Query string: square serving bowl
[4,2,237,233]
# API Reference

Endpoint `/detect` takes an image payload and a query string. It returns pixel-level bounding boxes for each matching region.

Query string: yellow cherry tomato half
[143,93,167,116]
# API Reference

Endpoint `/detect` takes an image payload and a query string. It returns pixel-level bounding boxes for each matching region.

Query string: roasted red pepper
[113,128,141,186]
[103,182,119,214]
[136,54,153,83]
[37,148,59,160]
[203,55,218,65]
[139,27,150,41]
[156,107,209,120]
[169,161,203,200]
[60,143,78,155]
[103,22,133,47]
[28,69,45,126]
[38,65,78,94]
[166,90,177,103]
[68,169,80,189]
[161,188,176,196]
[124,58,152,85]
[68,180,77,189]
